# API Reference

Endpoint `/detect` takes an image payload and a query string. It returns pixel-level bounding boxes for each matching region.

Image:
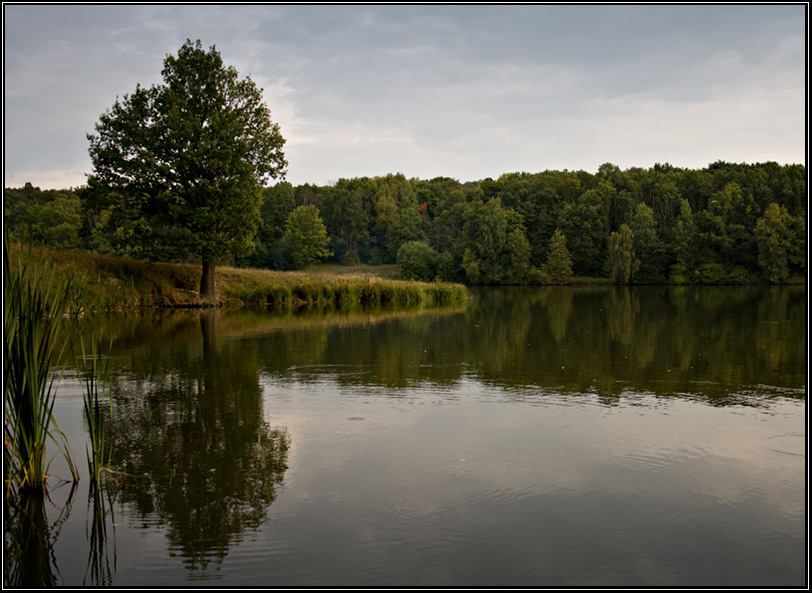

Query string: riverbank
[6,246,467,312]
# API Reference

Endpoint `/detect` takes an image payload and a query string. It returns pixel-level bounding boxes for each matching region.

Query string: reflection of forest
[88,285,805,403]
[267,285,803,401]
[460,286,806,401]
[76,287,804,569]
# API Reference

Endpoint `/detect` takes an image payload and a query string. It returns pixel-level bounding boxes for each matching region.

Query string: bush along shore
[5,245,467,312]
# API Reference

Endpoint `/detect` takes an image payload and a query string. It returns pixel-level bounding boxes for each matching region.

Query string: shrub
[397,241,438,281]
[694,263,752,285]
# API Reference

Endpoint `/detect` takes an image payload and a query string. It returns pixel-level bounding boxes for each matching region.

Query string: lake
[5,286,806,587]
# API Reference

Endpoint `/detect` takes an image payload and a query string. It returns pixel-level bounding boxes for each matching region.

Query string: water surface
[6,286,806,586]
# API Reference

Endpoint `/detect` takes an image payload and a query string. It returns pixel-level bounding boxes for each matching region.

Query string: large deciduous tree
[87,39,287,304]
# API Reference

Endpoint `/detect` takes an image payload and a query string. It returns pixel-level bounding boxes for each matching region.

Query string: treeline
[4,160,806,284]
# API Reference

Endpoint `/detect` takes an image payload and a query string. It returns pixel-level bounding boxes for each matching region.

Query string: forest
[3,160,806,285]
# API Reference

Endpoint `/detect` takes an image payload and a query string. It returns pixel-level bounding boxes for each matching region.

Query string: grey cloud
[3,4,804,190]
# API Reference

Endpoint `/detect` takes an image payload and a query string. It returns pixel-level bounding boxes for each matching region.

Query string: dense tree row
[4,161,806,284]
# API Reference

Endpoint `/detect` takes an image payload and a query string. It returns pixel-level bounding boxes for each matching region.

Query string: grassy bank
[5,246,467,312]
[220,267,467,310]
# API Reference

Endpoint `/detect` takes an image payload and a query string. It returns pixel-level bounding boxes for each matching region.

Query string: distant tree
[694,182,754,269]
[3,184,83,249]
[283,205,331,270]
[630,202,661,282]
[543,229,573,284]
[86,39,287,304]
[560,183,613,276]
[320,181,368,264]
[668,198,695,283]
[504,225,532,284]
[386,206,425,261]
[4,182,42,237]
[26,195,83,250]
[754,203,799,283]
[460,199,531,284]
[239,182,296,269]
[606,224,639,284]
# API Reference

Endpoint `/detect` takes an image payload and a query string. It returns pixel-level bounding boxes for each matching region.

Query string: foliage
[4,183,84,250]
[460,198,531,284]
[630,202,663,282]
[239,183,296,269]
[386,206,426,260]
[86,39,286,303]
[282,205,332,270]
[7,160,806,287]
[320,180,369,263]
[560,183,612,276]
[693,263,751,285]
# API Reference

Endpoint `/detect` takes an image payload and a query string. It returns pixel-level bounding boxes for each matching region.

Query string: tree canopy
[86,39,287,303]
[7,158,806,287]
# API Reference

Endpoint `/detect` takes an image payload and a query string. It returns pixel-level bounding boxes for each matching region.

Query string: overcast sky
[3,4,806,190]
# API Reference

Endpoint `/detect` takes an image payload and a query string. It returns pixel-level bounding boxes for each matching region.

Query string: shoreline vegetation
[5,161,806,292]
[5,244,802,314]
[5,244,468,312]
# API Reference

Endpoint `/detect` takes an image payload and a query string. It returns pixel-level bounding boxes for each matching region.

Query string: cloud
[3,5,805,190]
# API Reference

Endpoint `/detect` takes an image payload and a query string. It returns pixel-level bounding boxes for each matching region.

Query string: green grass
[3,244,467,312]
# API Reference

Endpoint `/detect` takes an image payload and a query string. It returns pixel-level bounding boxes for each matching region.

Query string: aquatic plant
[4,237,77,495]
[227,275,466,311]
[76,334,113,485]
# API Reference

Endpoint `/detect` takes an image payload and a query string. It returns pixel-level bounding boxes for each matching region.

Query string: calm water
[5,286,806,587]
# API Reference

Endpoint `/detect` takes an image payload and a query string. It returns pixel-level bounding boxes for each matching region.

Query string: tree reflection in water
[3,286,805,585]
[106,310,290,571]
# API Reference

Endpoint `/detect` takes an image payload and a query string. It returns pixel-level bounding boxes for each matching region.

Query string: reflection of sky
[269,379,805,512]
[38,297,805,585]
[255,377,805,585]
[42,357,805,585]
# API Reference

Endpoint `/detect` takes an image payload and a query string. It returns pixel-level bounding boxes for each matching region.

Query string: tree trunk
[200,259,217,306]
[200,308,217,396]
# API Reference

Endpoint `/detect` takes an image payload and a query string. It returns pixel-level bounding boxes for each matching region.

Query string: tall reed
[76,334,113,485]
[4,238,76,495]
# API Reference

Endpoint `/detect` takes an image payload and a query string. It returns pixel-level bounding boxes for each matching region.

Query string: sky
[3,4,807,190]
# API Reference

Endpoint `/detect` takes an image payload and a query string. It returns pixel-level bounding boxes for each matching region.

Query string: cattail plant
[76,334,113,485]
[4,237,76,496]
